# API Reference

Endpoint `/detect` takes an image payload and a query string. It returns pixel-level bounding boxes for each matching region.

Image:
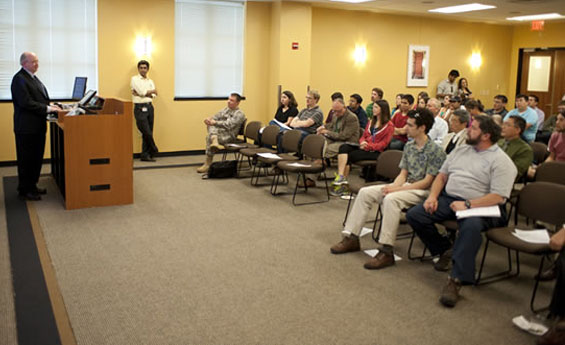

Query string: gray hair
[452,109,470,124]
[427,98,441,109]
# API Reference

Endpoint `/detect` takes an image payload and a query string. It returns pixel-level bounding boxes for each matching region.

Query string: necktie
[34,76,48,98]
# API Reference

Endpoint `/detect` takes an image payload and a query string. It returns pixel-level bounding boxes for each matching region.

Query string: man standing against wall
[11,52,62,201]
[131,60,159,162]
[436,69,459,99]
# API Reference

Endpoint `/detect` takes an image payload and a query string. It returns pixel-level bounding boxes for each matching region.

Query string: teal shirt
[497,137,533,179]
[399,137,446,183]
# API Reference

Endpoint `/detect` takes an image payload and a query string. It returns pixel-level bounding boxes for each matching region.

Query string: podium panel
[50,98,133,210]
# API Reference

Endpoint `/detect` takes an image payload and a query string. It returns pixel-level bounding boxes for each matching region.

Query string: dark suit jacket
[11,68,50,134]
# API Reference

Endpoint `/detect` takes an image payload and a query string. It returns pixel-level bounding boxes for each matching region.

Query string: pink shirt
[549,132,565,162]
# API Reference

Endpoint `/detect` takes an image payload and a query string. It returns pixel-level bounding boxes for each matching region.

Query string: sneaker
[364,251,395,270]
[330,235,360,254]
[329,185,349,197]
[434,248,452,272]
[439,276,461,308]
[332,174,348,186]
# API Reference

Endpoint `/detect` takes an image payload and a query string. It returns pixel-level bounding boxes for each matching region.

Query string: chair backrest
[375,150,403,180]
[535,161,565,185]
[244,121,262,142]
[301,134,325,160]
[517,182,565,226]
[261,125,280,147]
[238,118,247,137]
[281,129,303,153]
[530,142,548,164]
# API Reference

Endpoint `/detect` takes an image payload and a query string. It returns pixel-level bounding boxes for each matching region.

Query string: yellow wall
[310,7,514,113]
[508,21,565,102]
[2,1,565,162]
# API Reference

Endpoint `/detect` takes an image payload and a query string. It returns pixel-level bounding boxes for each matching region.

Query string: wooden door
[519,50,555,119]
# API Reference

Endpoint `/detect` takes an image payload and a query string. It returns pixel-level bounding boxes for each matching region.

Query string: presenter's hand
[424,196,438,214]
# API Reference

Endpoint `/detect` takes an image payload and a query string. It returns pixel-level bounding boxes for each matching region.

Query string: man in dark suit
[11,52,61,200]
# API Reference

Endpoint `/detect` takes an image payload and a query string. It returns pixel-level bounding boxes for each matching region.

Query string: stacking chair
[221,120,260,167]
[247,125,282,185]
[254,130,302,192]
[276,134,329,206]
[342,150,403,226]
[476,182,565,312]
[530,141,548,165]
[536,161,565,185]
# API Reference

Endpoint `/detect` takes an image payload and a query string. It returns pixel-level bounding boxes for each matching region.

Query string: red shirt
[391,112,408,142]
[549,131,565,162]
[360,121,394,152]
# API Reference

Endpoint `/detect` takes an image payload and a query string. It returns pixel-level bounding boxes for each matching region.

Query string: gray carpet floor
[0,157,554,344]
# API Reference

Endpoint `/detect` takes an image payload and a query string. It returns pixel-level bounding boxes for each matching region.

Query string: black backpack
[202,160,238,179]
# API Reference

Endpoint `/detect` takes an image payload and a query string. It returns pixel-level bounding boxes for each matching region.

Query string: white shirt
[130,74,156,104]
[428,116,448,144]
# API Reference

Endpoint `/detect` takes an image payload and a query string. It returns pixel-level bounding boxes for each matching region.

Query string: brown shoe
[210,135,221,152]
[439,276,461,308]
[434,248,452,272]
[330,235,360,254]
[364,252,395,270]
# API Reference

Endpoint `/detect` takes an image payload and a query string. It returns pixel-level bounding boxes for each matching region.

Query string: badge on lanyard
[142,107,148,112]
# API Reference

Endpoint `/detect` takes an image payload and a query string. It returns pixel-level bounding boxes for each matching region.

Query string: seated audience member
[504,94,538,143]
[406,115,517,308]
[348,93,368,130]
[418,95,430,109]
[270,90,298,128]
[529,94,546,132]
[317,98,359,159]
[389,94,413,150]
[426,98,448,144]
[365,87,383,120]
[536,227,565,345]
[498,116,533,179]
[528,111,565,178]
[537,101,565,144]
[439,95,451,119]
[486,94,509,117]
[325,92,344,124]
[417,91,430,109]
[331,100,393,191]
[288,90,324,138]
[437,69,460,99]
[197,93,246,173]
[443,96,464,122]
[441,109,470,154]
[331,108,446,269]
[465,99,485,124]
[391,93,402,115]
[457,77,472,102]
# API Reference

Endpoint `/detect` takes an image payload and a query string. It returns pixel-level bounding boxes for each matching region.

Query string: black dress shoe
[18,192,41,201]
[140,157,156,162]
[35,187,47,195]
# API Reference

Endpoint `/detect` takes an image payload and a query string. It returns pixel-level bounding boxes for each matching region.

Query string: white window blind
[175,0,244,98]
[0,0,98,100]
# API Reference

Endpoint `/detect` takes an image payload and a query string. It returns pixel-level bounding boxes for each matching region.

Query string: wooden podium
[50,98,133,210]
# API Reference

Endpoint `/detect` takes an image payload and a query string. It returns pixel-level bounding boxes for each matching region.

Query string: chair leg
[291,171,330,206]
[531,255,550,313]
[342,194,354,227]
[371,205,382,242]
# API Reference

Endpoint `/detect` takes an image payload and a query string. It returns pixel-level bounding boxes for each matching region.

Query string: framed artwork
[407,45,430,87]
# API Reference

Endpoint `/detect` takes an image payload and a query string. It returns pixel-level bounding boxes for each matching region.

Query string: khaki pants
[343,183,429,246]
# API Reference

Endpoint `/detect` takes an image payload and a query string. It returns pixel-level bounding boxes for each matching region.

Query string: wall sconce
[469,52,482,70]
[134,35,153,58]
[352,44,367,65]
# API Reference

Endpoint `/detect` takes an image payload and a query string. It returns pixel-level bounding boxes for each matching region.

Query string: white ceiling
[280,0,565,25]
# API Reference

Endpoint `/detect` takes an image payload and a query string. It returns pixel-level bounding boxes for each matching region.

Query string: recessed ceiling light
[429,3,496,14]
[329,0,374,3]
[507,13,565,21]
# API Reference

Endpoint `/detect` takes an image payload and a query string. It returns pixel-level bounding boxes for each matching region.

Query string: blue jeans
[406,191,507,283]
